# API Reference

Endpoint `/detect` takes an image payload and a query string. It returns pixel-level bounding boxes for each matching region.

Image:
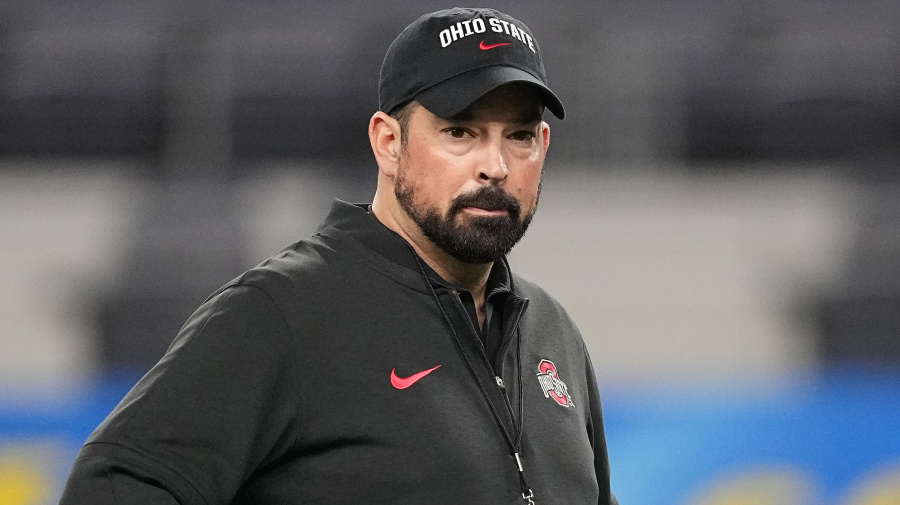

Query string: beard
[394,168,539,264]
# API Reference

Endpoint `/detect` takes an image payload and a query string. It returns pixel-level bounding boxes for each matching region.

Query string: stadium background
[1,1,898,503]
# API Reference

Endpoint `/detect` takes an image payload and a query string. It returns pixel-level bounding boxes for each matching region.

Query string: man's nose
[477,148,509,183]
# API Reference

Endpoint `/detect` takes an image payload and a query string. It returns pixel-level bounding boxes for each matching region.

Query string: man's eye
[445,127,469,139]
[511,131,535,142]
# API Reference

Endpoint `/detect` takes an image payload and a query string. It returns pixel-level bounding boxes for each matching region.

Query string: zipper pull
[495,376,506,389]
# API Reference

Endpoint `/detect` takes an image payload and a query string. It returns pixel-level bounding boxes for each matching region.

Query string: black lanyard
[412,253,535,504]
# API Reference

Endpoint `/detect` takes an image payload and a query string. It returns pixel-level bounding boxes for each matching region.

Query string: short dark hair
[389,101,419,150]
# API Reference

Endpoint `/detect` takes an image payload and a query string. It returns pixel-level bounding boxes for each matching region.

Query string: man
[61,8,617,505]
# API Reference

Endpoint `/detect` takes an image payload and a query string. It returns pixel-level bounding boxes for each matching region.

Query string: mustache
[449,186,521,219]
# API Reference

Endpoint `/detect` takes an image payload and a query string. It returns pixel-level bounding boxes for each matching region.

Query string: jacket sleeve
[60,284,302,505]
[583,343,619,505]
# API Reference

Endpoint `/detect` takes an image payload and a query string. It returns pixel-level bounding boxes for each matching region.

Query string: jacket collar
[319,199,512,294]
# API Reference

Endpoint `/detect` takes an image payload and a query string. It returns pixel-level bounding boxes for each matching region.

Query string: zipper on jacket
[497,374,533,503]
[493,298,528,376]
[496,295,534,504]
[411,252,536,503]
[448,291,517,431]
[495,376,518,451]
[449,291,534,503]
[493,298,529,477]
[444,290,534,505]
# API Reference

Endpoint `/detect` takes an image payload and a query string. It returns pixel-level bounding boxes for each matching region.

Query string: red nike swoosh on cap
[479,40,512,50]
[390,365,442,389]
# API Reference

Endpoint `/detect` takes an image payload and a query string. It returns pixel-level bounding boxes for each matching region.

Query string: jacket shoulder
[212,234,341,302]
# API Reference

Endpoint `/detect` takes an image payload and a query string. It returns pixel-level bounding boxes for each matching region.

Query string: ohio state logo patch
[536,359,574,408]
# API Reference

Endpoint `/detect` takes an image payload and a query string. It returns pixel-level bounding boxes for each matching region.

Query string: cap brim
[415,66,565,120]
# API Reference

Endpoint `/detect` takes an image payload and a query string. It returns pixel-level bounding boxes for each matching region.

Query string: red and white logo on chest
[536,359,574,409]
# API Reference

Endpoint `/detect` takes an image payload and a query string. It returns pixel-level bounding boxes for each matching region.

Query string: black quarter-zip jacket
[61,200,618,505]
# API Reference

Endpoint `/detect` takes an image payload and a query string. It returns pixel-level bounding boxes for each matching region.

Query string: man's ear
[541,121,551,152]
[369,111,402,177]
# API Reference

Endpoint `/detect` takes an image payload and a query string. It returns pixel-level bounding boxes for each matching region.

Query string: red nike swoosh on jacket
[479,40,512,50]
[390,365,442,389]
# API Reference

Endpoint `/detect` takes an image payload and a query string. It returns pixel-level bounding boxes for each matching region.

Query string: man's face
[394,83,548,264]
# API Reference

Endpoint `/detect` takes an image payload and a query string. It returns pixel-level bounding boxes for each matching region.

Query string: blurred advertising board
[605,367,900,505]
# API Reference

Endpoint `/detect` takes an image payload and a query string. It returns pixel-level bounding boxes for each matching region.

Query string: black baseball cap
[379,8,565,120]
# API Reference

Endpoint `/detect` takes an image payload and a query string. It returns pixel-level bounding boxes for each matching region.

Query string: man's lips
[462,206,509,216]
[450,187,521,219]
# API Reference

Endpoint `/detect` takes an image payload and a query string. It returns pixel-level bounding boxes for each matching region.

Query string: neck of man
[411,239,494,328]
[372,197,493,325]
